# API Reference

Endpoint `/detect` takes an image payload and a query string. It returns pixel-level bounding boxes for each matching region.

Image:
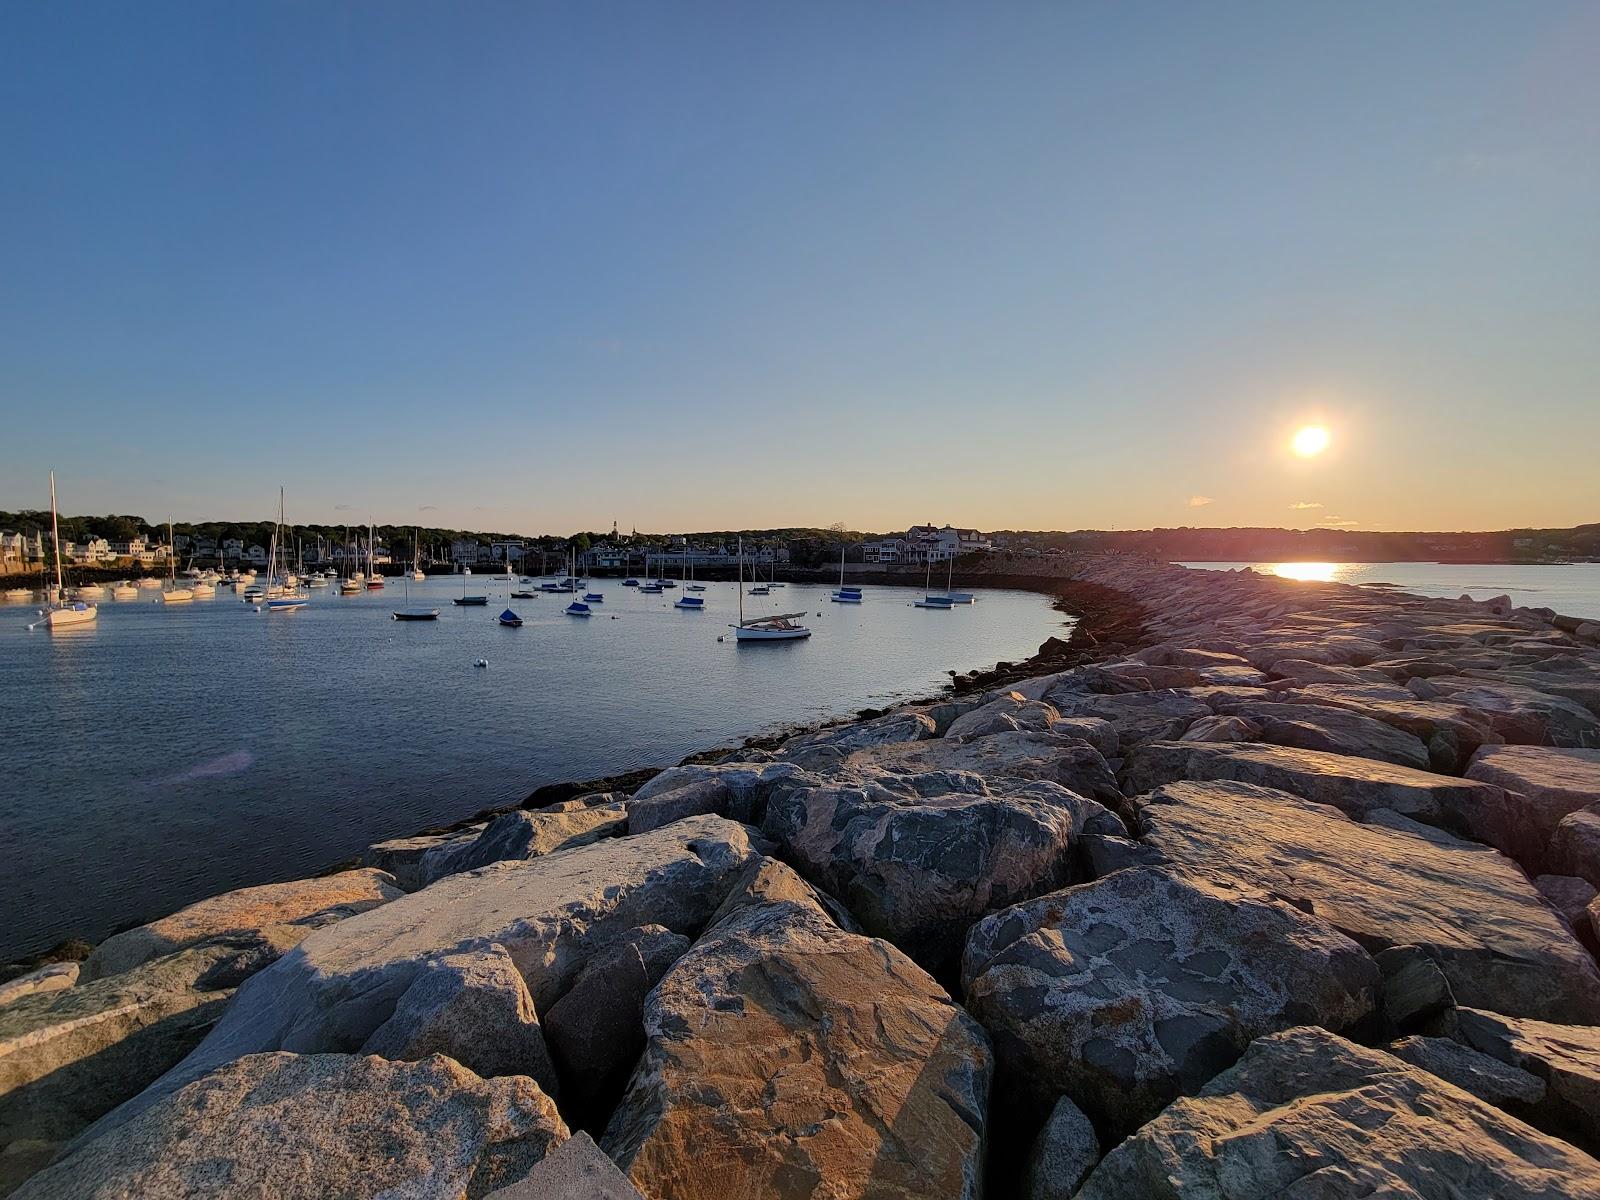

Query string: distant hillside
[993,524,1600,563]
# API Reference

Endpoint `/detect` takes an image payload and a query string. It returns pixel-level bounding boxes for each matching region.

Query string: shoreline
[6,553,1600,1196]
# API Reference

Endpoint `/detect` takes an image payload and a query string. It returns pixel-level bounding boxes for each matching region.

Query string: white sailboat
[35,472,98,630]
[410,526,425,581]
[732,536,809,641]
[365,521,384,589]
[265,489,309,612]
[161,519,194,603]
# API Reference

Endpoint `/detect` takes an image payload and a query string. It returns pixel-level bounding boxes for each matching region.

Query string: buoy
[474,658,489,668]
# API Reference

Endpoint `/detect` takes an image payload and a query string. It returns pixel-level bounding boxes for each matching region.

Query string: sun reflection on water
[1268,562,1342,583]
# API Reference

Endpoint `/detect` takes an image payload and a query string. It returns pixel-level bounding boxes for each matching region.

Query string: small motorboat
[112,582,138,600]
[392,607,439,621]
[4,587,33,601]
[307,575,330,588]
[365,575,384,590]
[242,584,266,602]
[162,587,195,604]
[497,608,523,627]
[564,600,591,617]
[136,577,161,589]
[748,585,771,596]
[191,581,216,597]
[639,582,663,594]
[453,595,489,606]
[76,582,106,598]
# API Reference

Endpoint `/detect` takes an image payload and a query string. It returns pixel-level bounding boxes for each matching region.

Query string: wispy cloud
[1317,515,1360,529]
[419,504,437,512]
[1187,495,1214,508]
[333,504,351,511]
[1289,501,1323,510]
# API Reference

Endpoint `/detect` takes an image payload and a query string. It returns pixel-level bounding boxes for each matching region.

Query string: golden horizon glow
[1291,425,1331,457]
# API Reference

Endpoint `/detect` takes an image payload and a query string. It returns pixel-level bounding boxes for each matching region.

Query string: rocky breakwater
[5,553,1600,1197]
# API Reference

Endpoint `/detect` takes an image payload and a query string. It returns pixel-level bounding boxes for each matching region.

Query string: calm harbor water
[1,577,1064,959]
[1178,561,1600,622]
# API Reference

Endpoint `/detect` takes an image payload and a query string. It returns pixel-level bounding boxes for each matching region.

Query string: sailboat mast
[738,536,745,625]
[49,471,63,594]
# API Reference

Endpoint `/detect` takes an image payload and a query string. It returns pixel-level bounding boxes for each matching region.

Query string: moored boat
[34,472,98,630]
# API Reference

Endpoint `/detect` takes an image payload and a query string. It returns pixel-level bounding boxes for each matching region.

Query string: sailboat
[831,544,862,603]
[339,527,363,594]
[34,472,98,630]
[914,552,956,608]
[498,560,522,626]
[410,526,425,582]
[265,489,309,611]
[564,548,591,615]
[161,519,194,603]
[732,537,809,641]
[453,568,488,606]
[365,522,384,589]
[674,540,703,609]
[393,571,439,621]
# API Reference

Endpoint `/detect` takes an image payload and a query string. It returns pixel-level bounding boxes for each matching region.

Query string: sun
[1291,425,1331,457]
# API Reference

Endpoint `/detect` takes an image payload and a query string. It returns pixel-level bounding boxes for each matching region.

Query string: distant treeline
[0,512,876,566]
[996,524,1600,563]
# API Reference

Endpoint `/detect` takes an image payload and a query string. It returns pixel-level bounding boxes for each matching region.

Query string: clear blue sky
[4,1,1596,534]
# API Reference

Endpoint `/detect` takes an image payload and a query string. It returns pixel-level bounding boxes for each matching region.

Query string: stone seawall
[5,554,1600,1198]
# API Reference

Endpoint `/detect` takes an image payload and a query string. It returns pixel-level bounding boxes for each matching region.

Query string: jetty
[4,554,1600,1197]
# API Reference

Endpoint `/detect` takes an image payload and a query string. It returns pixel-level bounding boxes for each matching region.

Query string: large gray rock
[624,761,814,832]
[75,816,763,1147]
[82,868,402,980]
[1552,809,1600,888]
[14,1052,568,1200]
[1043,688,1212,744]
[1429,679,1600,747]
[1123,740,1506,825]
[419,802,628,885]
[0,930,302,1170]
[777,710,939,767]
[1279,683,1500,771]
[483,1131,644,1200]
[0,964,77,1009]
[601,885,991,1200]
[541,924,689,1112]
[1125,738,1545,866]
[1467,746,1600,859]
[839,730,1125,811]
[1135,780,1600,1024]
[945,692,1067,741]
[1075,1027,1600,1199]
[1388,1035,1546,1110]
[962,866,1377,1132]
[1450,1007,1600,1154]
[1206,700,1432,768]
[360,944,558,1096]
[1026,1094,1099,1200]
[767,773,1119,973]
[362,825,485,890]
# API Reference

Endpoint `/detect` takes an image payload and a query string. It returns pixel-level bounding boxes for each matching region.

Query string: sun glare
[1291,425,1331,457]
[1271,562,1340,583]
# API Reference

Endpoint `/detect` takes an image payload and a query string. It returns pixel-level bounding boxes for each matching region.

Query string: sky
[3,1,1597,535]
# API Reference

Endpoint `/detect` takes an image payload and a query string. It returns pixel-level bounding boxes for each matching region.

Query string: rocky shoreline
[4,553,1600,1197]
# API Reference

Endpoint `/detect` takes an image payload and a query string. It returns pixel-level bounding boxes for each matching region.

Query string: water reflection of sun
[1270,562,1340,583]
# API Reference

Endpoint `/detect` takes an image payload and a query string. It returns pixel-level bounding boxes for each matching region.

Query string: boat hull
[735,626,810,641]
[44,604,98,628]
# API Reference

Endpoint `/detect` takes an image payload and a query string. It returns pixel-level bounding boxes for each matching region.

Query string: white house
[1,532,44,564]
[70,537,113,564]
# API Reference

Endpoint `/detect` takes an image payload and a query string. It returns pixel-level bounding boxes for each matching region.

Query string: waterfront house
[222,538,244,561]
